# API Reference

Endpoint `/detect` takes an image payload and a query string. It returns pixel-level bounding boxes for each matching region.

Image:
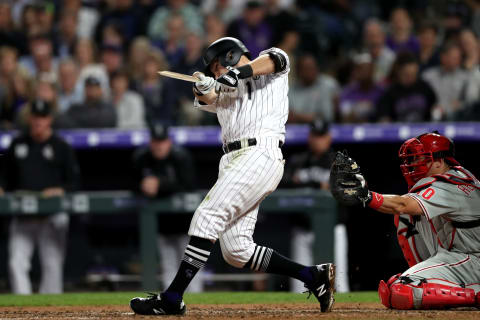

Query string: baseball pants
[189,138,284,268]
[9,214,68,294]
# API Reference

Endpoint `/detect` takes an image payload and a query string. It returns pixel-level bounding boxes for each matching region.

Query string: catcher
[330,132,480,309]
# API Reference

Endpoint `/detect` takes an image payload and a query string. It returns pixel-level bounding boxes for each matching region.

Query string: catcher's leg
[394,214,430,267]
[379,251,480,309]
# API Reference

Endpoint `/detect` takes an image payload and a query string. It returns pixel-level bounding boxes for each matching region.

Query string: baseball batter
[330,132,480,309]
[130,37,335,316]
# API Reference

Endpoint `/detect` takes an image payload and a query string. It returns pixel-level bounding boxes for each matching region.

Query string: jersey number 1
[246,82,252,100]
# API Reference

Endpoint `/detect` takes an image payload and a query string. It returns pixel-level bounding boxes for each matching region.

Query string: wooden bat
[157,71,199,82]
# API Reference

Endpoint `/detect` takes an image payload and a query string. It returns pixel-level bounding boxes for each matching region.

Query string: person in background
[204,14,227,46]
[377,52,436,122]
[422,43,473,120]
[134,50,178,126]
[282,120,350,293]
[15,73,59,129]
[74,38,111,102]
[386,8,419,54]
[100,43,123,78]
[0,100,80,294]
[55,9,78,59]
[417,21,440,73]
[20,34,58,80]
[94,0,140,46]
[338,53,384,123]
[363,19,396,83]
[0,46,32,129]
[128,37,152,83]
[459,28,480,71]
[147,0,203,42]
[57,59,81,113]
[0,2,27,55]
[201,0,239,25]
[289,54,339,123]
[133,123,203,293]
[59,75,116,128]
[110,69,146,129]
[152,14,186,68]
[227,1,272,58]
[61,0,99,40]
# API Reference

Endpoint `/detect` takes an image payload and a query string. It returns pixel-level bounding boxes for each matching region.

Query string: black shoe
[130,292,186,315]
[305,263,336,312]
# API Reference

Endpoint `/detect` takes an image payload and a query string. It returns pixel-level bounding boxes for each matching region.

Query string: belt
[222,138,284,153]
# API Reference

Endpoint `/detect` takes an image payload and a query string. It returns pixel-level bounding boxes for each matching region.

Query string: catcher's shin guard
[421,283,477,309]
[379,276,479,310]
[378,273,401,308]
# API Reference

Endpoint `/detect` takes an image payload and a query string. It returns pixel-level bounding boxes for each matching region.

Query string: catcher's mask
[202,37,251,77]
[398,132,460,189]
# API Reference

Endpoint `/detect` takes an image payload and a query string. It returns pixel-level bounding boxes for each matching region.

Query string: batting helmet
[398,132,460,188]
[203,37,250,76]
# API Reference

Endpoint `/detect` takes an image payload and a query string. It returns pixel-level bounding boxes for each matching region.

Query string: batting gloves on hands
[193,72,215,96]
[217,66,241,88]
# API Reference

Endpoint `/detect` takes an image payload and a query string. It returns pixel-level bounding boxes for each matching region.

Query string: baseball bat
[157,71,199,82]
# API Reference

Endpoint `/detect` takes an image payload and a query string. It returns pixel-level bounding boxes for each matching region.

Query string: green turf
[0,291,379,307]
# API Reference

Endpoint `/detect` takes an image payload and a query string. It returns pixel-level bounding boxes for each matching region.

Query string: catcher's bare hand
[329,151,371,206]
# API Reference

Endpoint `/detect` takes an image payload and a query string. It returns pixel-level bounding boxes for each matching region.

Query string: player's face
[29,115,52,138]
[150,139,172,160]
[210,59,228,79]
[308,133,332,156]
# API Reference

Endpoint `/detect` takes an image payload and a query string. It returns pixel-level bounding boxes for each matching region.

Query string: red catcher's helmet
[398,132,460,189]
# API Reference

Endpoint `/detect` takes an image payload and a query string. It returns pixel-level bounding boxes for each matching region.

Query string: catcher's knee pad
[378,273,401,308]
[421,283,477,309]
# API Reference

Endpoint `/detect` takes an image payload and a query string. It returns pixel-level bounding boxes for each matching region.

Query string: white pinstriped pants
[189,138,284,268]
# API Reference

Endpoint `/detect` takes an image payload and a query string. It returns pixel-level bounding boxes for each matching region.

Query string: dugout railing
[0,189,336,290]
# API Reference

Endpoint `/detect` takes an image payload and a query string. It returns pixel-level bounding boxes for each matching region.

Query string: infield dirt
[1,303,479,319]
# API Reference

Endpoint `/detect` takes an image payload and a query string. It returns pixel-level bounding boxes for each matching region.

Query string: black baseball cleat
[130,292,186,316]
[305,263,336,312]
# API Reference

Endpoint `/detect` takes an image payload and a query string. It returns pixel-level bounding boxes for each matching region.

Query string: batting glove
[216,66,240,88]
[193,72,215,96]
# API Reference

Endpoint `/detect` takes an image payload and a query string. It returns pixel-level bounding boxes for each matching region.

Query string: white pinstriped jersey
[194,47,290,144]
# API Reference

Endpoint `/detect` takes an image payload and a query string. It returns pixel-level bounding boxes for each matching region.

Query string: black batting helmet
[203,37,250,76]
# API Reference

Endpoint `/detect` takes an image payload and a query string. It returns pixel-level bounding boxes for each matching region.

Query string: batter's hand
[216,66,240,88]
[193,72,215,96]
[329,151,371,206]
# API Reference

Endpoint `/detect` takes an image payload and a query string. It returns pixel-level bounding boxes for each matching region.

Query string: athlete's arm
[248,54,276,76]
[373,194,423,216]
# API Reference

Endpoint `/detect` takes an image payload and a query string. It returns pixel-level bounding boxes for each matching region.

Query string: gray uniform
[397,166,480,308]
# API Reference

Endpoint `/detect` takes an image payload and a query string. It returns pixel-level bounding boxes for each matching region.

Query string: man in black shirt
[376,52,437,122]
[283,120,350,293]
[133,123,202,292]
[0,100,80,294]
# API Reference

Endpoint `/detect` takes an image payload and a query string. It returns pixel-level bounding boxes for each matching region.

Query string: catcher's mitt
[329,151,371,206]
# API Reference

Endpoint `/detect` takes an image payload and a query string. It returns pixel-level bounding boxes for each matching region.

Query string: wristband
[368,192,384,210]
[236,64,253,79]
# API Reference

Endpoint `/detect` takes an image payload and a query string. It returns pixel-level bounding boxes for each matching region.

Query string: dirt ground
[1,303,479,320]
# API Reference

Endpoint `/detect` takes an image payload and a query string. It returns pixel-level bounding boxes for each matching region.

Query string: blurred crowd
[2,0,480,130]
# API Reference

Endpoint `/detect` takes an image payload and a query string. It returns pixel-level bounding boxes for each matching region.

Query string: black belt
[451,219,480,229]
[222,138,284,153]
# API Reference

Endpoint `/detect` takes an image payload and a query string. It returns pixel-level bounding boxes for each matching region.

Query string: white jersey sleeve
[194,97,217,113]
[258,47,290,78]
